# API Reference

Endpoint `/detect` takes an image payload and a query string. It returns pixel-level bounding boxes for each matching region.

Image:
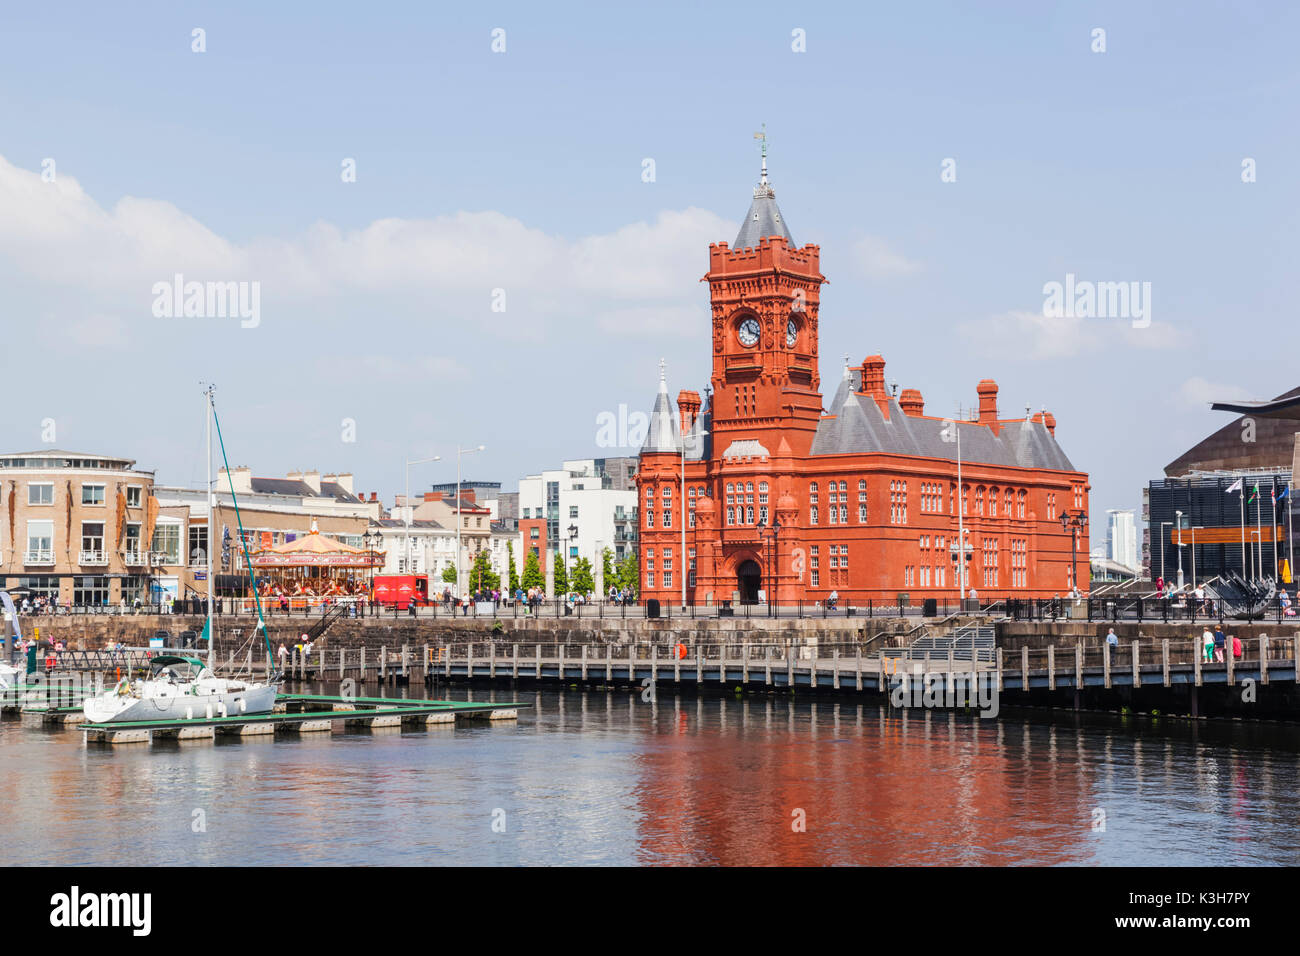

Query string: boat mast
[205,384,215,667]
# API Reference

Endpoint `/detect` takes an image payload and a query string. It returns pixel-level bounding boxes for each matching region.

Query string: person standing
[1106,627,1119,649]
[1213,626,1226,663]
[1202,627,1215,663]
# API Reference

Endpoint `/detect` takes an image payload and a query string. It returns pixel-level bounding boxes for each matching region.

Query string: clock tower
[706,151,826,458]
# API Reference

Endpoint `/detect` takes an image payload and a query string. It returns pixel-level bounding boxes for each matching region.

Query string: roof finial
[659,357,666,383]
[753,124,768,185]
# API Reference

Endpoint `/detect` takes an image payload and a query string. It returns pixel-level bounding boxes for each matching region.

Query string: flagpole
[1255,482,1263,581]
[1240,481,1246,580]
[1273,476,1279,581]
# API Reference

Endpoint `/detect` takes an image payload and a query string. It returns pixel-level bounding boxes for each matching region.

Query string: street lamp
[361,529,382,611]
[949,529,973,606]
[404,455,442,574]
[758,516,781,616]
[567,523,578,598]
[1175,509,1185,591]
[453,444,486,598]
[1059,510,1089,595]
[680,424,708,609]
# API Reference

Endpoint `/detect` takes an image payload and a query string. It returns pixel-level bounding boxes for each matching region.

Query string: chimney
[859,355,887,400]
[219,466,253,494]
[977,380,999,423]
[299,470,321,494]
[1044,412,1057,436]
[369,492,379,503]
[425,491,443,503]
[677,389,701,435]
[329,472,354,494]
[899,388,925,417]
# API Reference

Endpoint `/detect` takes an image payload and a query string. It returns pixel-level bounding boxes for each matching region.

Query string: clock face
[737,317,761,347]
[786,318,798,347]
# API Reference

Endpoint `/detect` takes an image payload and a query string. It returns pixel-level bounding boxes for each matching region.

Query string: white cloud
[0,154,733,334]
[850,235,921,279]
[1176,376,1252,409]
[958,309,1185,359]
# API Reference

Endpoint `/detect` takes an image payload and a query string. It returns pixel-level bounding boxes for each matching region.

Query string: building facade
[0,450,172,606]
[1106,509,1138,572]
[636,163,1090,606]
[517,458,638,581]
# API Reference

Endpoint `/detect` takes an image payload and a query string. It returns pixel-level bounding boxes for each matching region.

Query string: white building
[1106,508,1139,572]
[517,458,637,575]
[378,489,513,594]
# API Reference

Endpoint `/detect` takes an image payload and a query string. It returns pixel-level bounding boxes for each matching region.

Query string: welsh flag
[1248,483,1259,504]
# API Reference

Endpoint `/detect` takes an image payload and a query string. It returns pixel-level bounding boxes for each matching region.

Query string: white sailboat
[82,385,281,724]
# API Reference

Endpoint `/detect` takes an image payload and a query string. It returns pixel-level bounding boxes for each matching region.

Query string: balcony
[78,550,109,566]
[123,551,146,566]
[150,551,177,566]
[24,550,54,565]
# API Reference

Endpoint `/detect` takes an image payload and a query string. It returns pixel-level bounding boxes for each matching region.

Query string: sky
[1,0,1296,528]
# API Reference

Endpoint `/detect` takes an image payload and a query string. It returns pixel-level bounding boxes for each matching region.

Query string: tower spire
[754,123,768,187]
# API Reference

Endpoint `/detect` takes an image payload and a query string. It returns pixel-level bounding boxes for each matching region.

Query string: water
[2,685,1298,866]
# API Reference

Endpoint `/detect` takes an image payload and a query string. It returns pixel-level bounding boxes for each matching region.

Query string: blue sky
[1,0,1296,526]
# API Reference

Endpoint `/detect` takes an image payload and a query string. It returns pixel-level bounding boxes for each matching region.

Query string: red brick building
[636,163,1090,606]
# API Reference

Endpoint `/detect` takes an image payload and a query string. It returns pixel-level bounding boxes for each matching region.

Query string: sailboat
[82,386,281,723]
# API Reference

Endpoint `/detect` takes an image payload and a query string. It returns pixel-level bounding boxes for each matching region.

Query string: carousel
[248,522,385,607]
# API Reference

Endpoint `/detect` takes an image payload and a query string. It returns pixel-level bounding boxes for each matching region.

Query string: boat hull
[83,683,278,724]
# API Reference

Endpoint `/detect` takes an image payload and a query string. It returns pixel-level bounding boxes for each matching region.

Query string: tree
[571,556,594,596]
[469,550,500,593]
[441,565,457,585]
[616,552,639,599]
[553,550,569,595]
[521,549,544,591]
[601,548,614,593]
[507,541,520,593]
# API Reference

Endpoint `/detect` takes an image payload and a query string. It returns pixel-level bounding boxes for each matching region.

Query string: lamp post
[1175,509,1185,591]
[567,523,578,599]
[362,528,381,613]
[759,516,780,617]
[404,455,442,575]
[453,444,486,598]
[680,425,708,610]
[1059,510,1089,595]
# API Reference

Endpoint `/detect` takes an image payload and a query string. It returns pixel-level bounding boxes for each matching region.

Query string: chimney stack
[977,380,999,423]
[899,388,925,417]
[677,390,701,436]
[860,355,887,400]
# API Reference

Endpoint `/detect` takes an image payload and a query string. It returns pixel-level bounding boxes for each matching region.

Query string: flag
[1248,483,1259,504]
[1279,486,1289,502]
[1225,478,1242,493]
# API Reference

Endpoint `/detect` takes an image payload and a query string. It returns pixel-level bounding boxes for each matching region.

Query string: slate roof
[640,375,681,454]
[734,184,794,250]
[250,477,317,497]
[809,387,1077,472]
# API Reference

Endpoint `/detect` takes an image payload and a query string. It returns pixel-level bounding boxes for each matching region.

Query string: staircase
[306,602,351,641]
[899,624,996,663]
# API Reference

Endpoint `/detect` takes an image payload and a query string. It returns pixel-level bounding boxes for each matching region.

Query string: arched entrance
[736,559,762,604]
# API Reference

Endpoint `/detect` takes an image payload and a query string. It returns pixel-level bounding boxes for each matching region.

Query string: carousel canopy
[250,528,384,568]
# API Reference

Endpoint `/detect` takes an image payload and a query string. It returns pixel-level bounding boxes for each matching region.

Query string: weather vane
[753,124,769,186]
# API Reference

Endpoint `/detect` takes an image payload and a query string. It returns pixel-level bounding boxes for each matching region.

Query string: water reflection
[1,686,1297,866]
